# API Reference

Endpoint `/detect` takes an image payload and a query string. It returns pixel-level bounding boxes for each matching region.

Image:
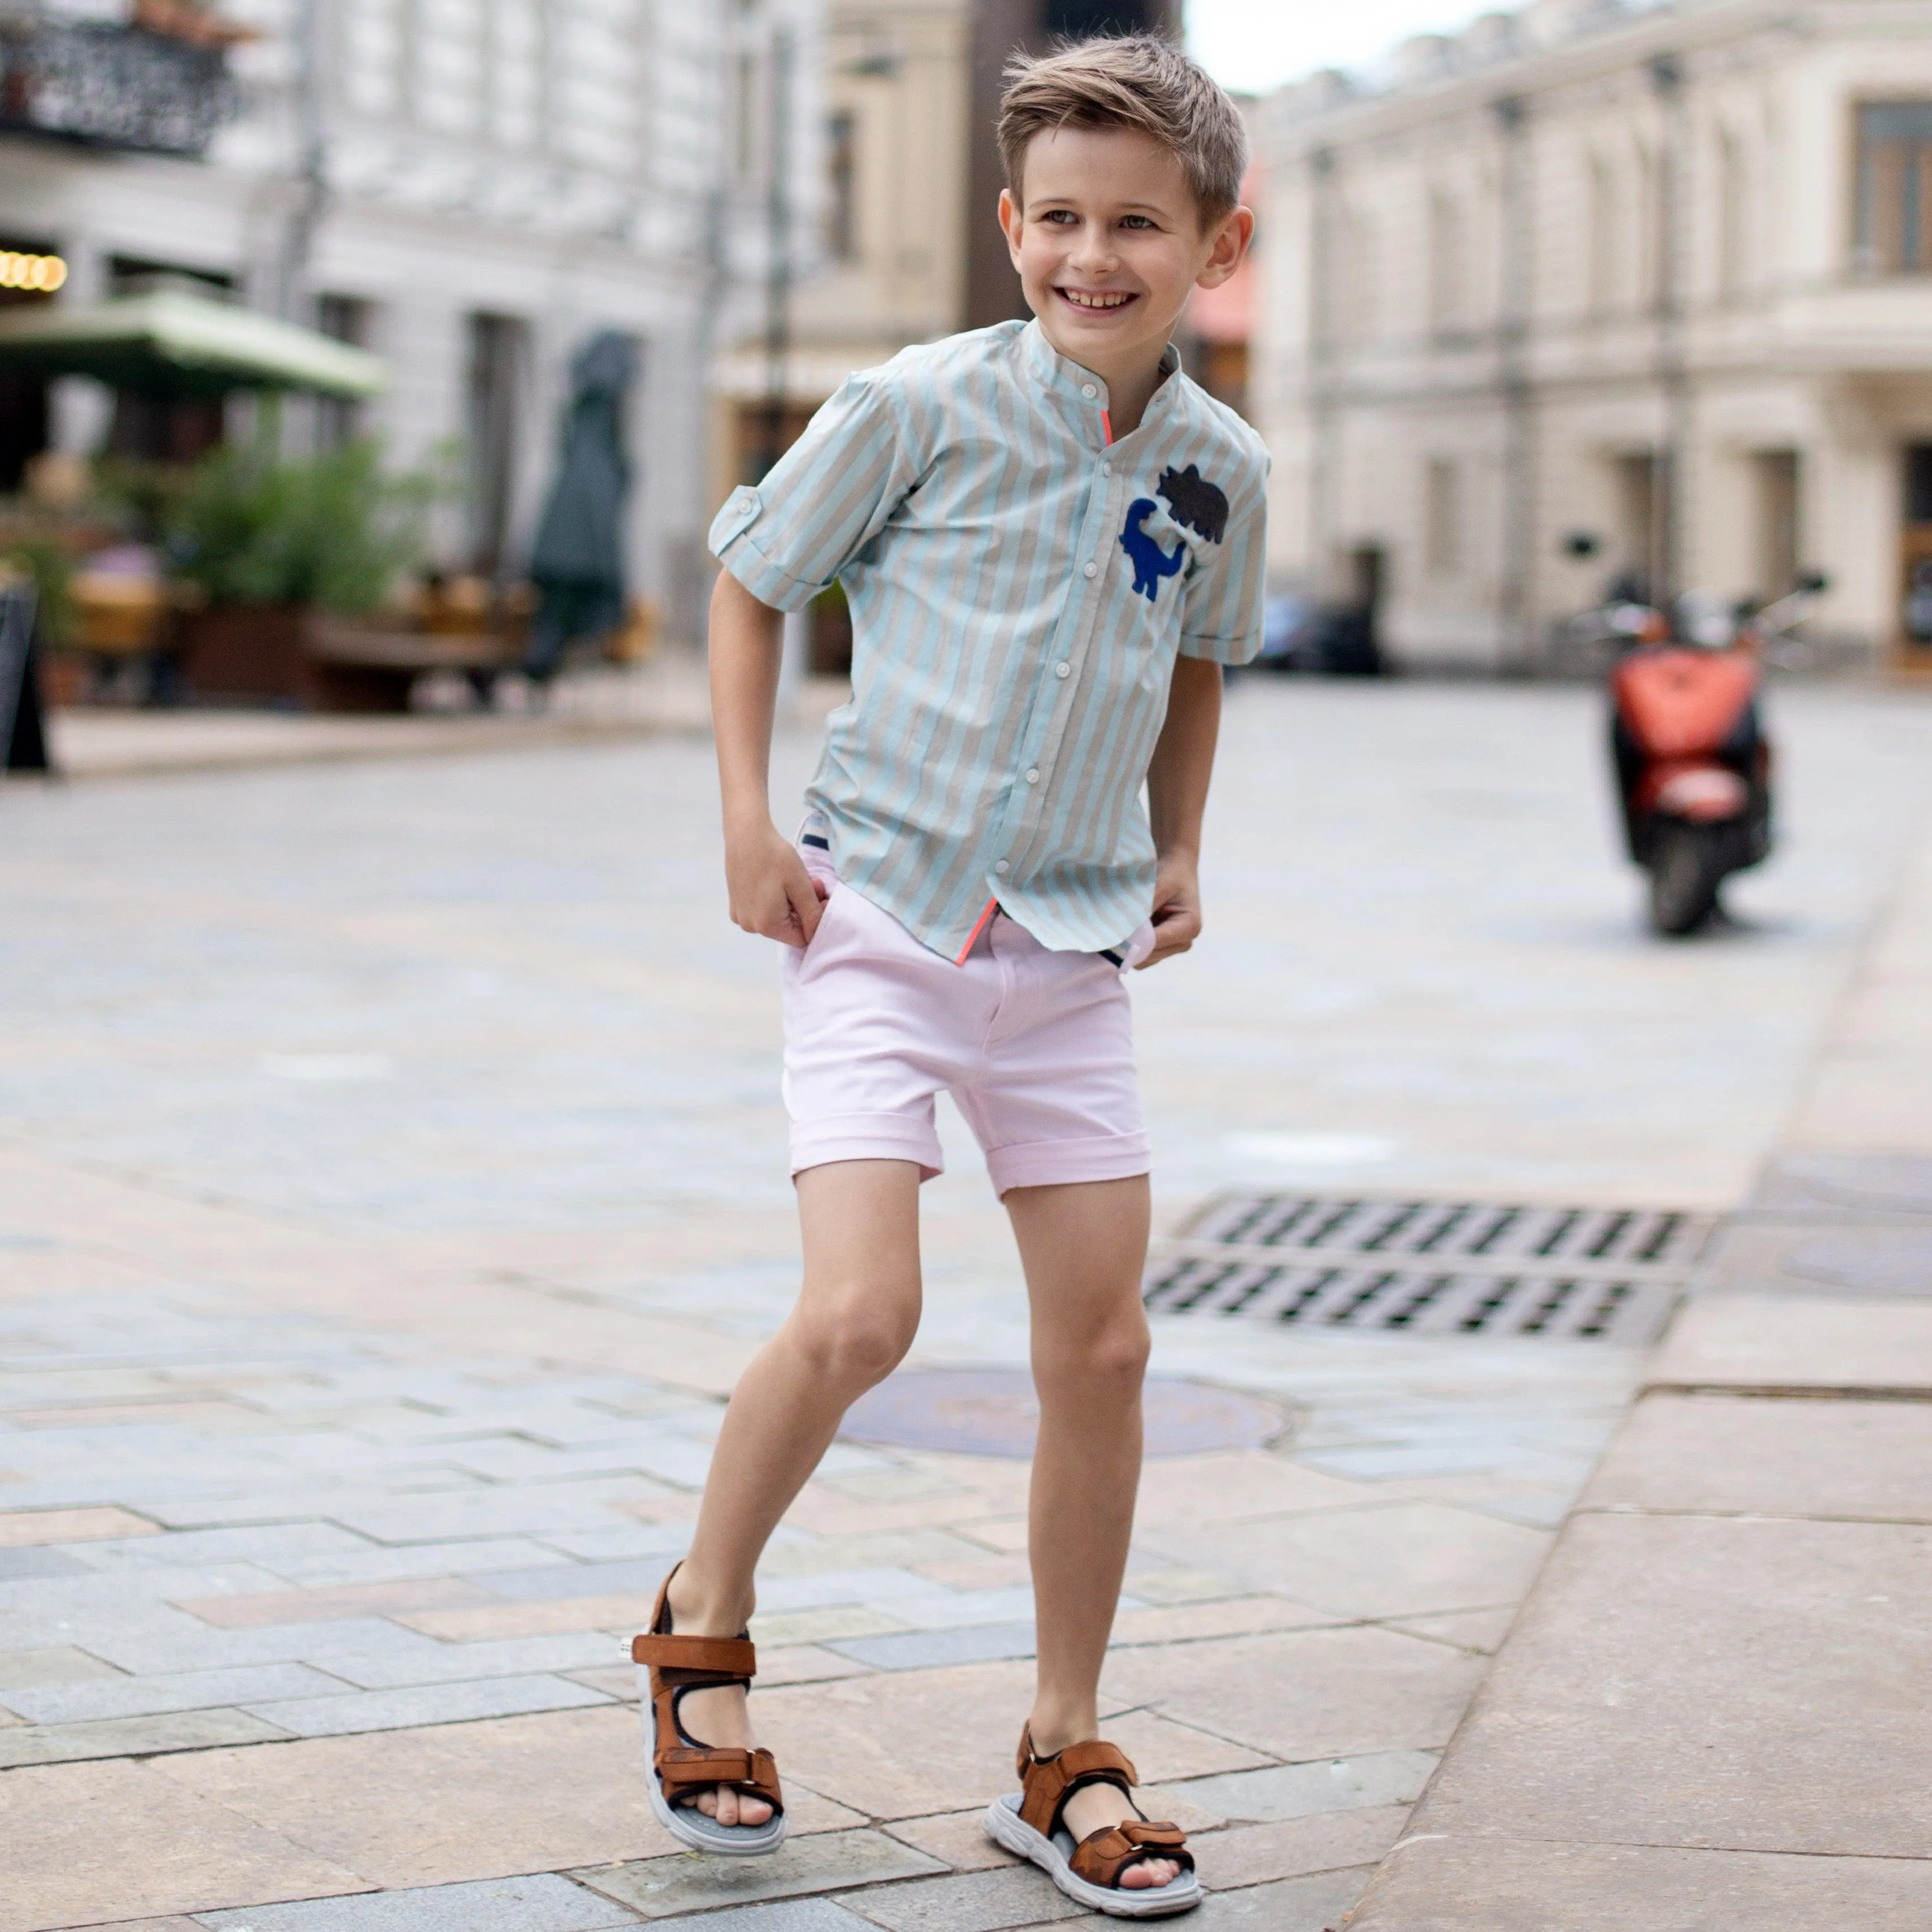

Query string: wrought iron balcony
[0,15,236,159]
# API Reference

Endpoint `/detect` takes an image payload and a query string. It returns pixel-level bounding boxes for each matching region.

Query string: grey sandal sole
[637,1671,787,1857]
[984,1793,1202,1917]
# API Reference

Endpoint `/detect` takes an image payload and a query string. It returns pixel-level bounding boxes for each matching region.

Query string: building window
[315,294,373,448]
[1428,192,1466,333]
[1587,155,1618,314]
[826,110,858,261]
[1755,449,1801,597]
[1424,458,1461,575]
[1856,102,1932,272]
[1717,131,1747,299]
[467,311,529,579]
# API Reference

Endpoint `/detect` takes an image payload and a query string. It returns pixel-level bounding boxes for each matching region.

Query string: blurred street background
[6,2,1932,1930]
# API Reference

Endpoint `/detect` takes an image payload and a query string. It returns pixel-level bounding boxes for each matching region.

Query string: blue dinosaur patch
[1119,499,1186,603]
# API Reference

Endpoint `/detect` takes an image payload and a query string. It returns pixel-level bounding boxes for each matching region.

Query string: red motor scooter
[1604,588,1806,935]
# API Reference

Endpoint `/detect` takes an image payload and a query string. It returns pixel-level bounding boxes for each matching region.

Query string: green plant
[163,435,437,613]
[0,527,76,646]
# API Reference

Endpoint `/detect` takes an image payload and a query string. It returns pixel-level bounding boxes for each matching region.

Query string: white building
[0,0,820,639]
[1255,0,1932,671]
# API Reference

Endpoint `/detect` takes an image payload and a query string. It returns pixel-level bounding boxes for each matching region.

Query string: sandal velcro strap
[631,1631,756,1678]
[1016,1733,1141,1838]
[659,1745,782,1808]
[1068,1819,1195,1891]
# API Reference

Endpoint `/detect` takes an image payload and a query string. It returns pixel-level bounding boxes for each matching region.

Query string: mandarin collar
[1019,319,1182,444]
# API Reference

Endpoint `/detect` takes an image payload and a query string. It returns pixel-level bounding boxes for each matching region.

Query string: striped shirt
[709,317,1269,961]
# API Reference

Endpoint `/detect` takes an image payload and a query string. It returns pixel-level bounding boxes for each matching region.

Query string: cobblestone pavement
[3,677,1931,1932]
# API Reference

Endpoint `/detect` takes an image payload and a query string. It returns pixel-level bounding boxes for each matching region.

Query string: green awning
[0,290,388,399]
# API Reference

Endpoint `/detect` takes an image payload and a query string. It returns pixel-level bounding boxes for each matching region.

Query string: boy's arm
[1140,655,1223,967]
[709,570,825,947]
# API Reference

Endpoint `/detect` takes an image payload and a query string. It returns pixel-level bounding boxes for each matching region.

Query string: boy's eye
[1041,209,1078,225]
[1120,215,1156,230]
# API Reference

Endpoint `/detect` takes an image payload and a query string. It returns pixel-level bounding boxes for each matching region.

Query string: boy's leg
[1008,1173,1180,1892]
[667,1158,922,1825]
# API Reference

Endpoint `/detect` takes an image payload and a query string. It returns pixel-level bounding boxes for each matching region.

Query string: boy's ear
[999,188,1025,270]
[1194,205,1255,291]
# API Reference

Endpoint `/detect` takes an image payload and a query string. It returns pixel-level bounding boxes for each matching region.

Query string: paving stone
[244,1672,612,1737]
[1143,1502,1551,1622]
[606,1904,872,1932]
[395,1593,662,1641]
[1376,1608,1515,1655]
[6,1661,348,1725]
[319,1631,622,1689]
[72,1612,455,1677]
[1647,1292,1932,1396]
[156,1706,686,1886]
[255,1538,575,1588]
[1099,1627,1488,1763]
[1133,1454,1376,1527]
[172,1576,501,1628]
[1582,1391,1932,1522]
[827,1622,1037,1670]
[839,1864,1079,1930]
[0,1755,367,1927]
[1344,1836,1932,1931]
[70,1522,385,1574]
[1186,1864,1376,1929]
[752,1606,909,1647]
[880,1809,1021,1875]
[0,1544,89,1579]
[1159,1751,1439,1826]
[579,1828,944,1920]
[0,1643,127,1689]
[1109,1595,1345,1647]
[0,1505,161,1545]
[470,1560,679,1603]
[325,1490,647,1545]
[1403,1513,1932,1859]
[192,1873,641,1931]
[1192,1805,1408,1889]
[0,1705,291,1769]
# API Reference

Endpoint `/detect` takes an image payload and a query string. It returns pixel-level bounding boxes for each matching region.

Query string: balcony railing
[0,18,236,159]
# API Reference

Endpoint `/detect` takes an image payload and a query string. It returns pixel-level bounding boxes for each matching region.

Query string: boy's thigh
[781,883,987,1179]
[957,948,1149,1197]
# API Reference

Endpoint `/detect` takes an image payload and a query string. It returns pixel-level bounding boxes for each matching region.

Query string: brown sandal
[631,1566,786,1856]
[983,1725,1200,1917]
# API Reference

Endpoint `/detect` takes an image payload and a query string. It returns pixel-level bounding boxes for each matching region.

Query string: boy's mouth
[1056,287,1137,313]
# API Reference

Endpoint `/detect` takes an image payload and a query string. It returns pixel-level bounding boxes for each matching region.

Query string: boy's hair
[997,36,1248,225]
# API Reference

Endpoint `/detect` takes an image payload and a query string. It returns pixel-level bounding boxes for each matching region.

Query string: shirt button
[1081,383,1098,398]
[1055,662,1071,678]
[1082,561,1097,578]
[994,859,1010,874]
[1102,462,1113,476]
[1026,768,1039,783]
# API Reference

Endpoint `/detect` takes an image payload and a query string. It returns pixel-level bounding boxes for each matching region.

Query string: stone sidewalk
[1346,794,1932,1926]
[4,681,1932,1931]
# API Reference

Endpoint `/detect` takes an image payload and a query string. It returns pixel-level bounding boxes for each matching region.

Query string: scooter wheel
[1648,822,1722,935]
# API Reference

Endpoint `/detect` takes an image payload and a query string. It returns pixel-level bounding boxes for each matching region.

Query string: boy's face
[999,125,1251,380]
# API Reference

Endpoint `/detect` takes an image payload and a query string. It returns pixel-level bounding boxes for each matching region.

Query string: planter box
[177,601,307,702]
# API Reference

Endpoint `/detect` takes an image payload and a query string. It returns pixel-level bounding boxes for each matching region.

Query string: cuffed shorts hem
[984,1130,1151,1198]
[790,1111,945,1182]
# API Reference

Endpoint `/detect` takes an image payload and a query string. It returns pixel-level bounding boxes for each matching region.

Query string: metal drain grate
[1144,1193,1716,1345]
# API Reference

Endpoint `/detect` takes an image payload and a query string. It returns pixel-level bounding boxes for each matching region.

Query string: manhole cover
[838,1367,1286,1458]
[1144,1193,1714,1345]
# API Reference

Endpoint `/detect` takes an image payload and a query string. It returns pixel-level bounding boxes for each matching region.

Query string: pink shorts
[780,859,1152,1196]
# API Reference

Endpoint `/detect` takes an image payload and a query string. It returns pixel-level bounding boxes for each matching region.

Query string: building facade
[1256,0,1932,670]
[0,0,818,640]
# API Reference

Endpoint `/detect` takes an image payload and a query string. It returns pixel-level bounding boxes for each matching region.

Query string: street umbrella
[0,289,387,398]
[523,330,635,682]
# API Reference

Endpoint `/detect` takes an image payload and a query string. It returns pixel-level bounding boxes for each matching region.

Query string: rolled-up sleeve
[708,371,918,612]
[1177,444,1270,665]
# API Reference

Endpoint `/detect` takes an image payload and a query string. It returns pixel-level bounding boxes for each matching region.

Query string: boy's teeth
[1064,289,1129,308]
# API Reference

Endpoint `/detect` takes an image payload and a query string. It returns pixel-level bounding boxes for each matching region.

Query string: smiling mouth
[1057,287,1136,311]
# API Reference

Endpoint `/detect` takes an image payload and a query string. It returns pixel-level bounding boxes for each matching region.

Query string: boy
[633,35,1263,1919]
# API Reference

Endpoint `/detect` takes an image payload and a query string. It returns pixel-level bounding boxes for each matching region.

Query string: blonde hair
[997,36,1248,225]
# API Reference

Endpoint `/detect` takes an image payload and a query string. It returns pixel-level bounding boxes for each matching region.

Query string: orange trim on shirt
[954,895,999,966]
[1101,408,1114,446]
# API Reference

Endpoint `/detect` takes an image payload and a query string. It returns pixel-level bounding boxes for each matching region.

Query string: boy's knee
[1040,1315,1151,1390]
[791,1286,917,1390]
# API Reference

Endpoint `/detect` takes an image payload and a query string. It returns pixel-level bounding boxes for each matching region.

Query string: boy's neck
[1039,325,1171,440]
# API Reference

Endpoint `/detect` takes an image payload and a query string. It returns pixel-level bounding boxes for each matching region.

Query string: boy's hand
[1139,851,1202,968]
[725,818,828,947]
